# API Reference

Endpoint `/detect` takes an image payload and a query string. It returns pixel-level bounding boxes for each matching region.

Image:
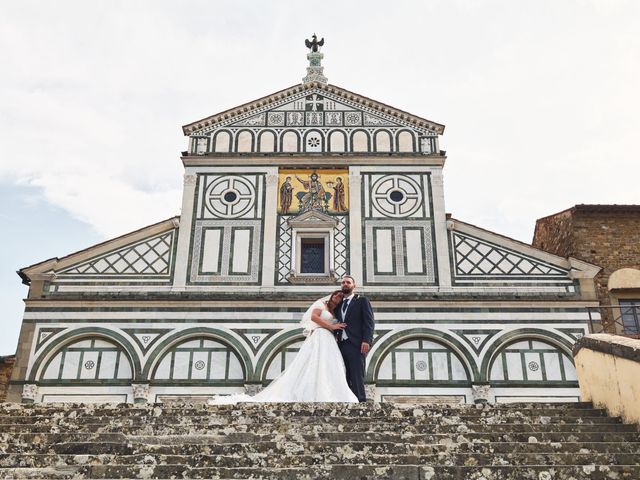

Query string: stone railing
[573,334,640,424]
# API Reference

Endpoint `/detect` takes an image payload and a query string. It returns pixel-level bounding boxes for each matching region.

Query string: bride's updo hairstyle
[326,290,343,311]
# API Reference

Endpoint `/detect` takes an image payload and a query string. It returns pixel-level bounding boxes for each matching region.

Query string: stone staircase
[0,401,639,479]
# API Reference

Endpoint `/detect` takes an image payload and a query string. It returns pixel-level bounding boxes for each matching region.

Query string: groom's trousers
[339,340,367,402]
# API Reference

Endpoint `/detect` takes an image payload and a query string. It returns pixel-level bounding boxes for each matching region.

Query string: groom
[334,275,375,402]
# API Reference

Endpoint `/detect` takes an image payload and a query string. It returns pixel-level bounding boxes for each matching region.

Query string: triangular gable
[448,219,599,285]
[183,83,445,136]
[182,84,444,156]
[19,217,179,283]
[58,230,176,276]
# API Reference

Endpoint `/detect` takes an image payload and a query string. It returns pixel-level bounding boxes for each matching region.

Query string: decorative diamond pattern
[333,216,348,277]
[61,231,175,276]
[277,216,293,283]
[453,232,567,277]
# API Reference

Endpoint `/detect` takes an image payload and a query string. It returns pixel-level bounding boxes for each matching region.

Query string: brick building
[533,205,640,335]
[0,355,16,402]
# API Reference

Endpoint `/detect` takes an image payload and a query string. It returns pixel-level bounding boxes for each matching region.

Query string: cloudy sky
[1,1,639,354]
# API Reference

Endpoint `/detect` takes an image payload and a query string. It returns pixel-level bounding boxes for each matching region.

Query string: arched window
[376,338,470,384]
[351,130,369,152]
[375,131,392,152]
[489,339,576,383]
[152,337,244,383]
[235,130,253,153]
[41,337,132,383]
[329,131,346,152]
[258,131,276,153]
[263,338,304,381]
[396,131,414,152]
[213,131,231,153]
[281,131,299,152]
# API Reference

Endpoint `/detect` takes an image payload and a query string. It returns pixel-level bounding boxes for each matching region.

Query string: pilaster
[348,167,363,284]
[260,170,279,289]
[172,172,198,291]
[430,168,452,290]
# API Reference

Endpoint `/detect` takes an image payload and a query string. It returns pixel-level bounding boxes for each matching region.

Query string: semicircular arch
[367,328,479,383]
[143,327,253,381]
[29,327,141,383]
[480,328,576,382]
[253,328,305,382]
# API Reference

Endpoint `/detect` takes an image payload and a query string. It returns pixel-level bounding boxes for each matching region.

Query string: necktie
[340,300,350,341]
[341,300,350,319]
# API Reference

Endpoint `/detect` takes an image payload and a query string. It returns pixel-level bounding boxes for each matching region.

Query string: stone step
[4,430,640,445]
[4,440,640,457]
[0,403,605,419]
[2,451,640,469]
[0,412,622,426]
[0,421,634,435]
[3,463,637,480]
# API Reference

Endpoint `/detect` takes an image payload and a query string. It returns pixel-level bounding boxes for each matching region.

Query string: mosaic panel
[278,170,348,215]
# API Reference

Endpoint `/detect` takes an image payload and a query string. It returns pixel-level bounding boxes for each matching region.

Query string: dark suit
[334,294,375,402]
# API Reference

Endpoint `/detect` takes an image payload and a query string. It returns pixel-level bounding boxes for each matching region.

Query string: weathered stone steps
[1,421,633,435]
[0,413,622,426]
[3,463,640,480]
[2,451,640,469]
[0,403,605,417]
[4,430,640,444]
[1,402,638,479]
[4,440,640,456]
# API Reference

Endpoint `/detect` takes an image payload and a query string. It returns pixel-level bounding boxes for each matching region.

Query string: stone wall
[533,205,640,329]
[0,355,16,402]
[532,208,575,258]
[573,334,640,424]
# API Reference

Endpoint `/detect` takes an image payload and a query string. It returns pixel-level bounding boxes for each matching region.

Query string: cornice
[182,82,445,136]
[181,154,446,168]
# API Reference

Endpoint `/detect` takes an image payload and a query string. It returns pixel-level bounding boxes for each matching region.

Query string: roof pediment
[287,209,339,228]
[182,82,445,137]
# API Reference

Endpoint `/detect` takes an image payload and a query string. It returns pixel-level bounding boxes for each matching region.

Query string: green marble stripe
[22,318,593,325]
[490,381,578,388]
[24,305,591,313]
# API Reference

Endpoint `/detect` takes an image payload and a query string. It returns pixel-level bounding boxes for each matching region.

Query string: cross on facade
[305,94,324,111]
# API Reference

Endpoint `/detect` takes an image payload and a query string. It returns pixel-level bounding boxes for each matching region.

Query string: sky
[1,1,639,354]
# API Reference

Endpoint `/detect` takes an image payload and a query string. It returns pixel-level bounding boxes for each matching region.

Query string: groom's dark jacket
[334,294,375,348]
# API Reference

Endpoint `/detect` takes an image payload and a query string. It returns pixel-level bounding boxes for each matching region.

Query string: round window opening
[223,191,238,203]
[389,190,405,203]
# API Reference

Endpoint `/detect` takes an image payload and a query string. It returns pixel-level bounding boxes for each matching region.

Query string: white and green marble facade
[10,79,600,404]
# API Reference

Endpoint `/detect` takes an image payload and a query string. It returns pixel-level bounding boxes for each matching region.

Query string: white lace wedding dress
[209,306,358,404]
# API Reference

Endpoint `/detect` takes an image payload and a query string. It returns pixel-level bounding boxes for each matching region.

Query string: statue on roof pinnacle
[305,34,324,53]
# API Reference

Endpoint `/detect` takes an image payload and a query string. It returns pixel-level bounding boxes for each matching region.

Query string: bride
[209,290,358,403]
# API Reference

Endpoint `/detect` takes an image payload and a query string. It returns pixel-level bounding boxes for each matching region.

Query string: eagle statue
[305,34,324,53]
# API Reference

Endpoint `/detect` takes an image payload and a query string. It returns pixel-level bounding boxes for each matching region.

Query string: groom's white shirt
[341,293,355,341]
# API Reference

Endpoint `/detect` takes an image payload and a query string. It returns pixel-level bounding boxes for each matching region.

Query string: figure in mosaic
[295,172,327,212]
[330,176,347,212]
[280,176,293,214]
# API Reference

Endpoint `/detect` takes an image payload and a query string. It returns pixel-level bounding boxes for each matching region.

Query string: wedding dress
[208,300,358,404]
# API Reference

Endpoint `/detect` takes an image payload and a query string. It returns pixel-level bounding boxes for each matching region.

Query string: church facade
[7,43,600,404]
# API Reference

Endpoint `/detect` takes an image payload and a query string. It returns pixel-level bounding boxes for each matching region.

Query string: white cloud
[0,0,639,242]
